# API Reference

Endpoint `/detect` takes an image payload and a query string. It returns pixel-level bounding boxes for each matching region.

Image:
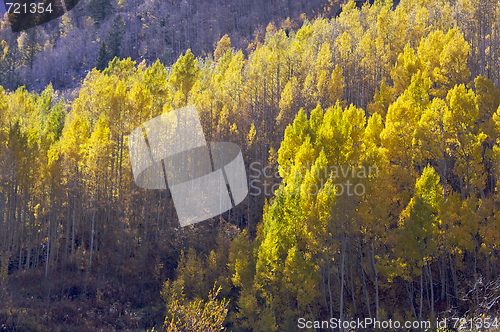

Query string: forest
[0,0,340,92]
[1,0,500,331]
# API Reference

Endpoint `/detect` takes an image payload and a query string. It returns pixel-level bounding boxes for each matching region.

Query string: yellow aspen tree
[444,84,486,198]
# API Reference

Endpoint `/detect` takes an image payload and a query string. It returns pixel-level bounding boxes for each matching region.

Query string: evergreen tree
[106,14,126,60]
[88,0,113,23]
[96,42,109,70]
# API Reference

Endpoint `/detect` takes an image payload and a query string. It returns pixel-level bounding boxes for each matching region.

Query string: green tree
[107,15,126,60]
[88,0,113,23]
[96,42,109,71]
[444,84,485,198]
[392,166,442,320]
[170,49,200,106]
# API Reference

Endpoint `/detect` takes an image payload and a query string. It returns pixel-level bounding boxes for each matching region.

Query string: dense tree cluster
[0,0,339,92]
[1,0,500,330]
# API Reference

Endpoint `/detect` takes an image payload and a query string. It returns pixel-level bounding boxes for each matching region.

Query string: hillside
[0,0,340,92]
[0,0,500,331]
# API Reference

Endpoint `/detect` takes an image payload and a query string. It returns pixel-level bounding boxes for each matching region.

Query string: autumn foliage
[1,0,500,330]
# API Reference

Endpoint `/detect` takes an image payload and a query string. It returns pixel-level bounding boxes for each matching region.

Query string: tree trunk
[372,240,379,319]
[90,189,97,268]
[420,270,423,323]
[428,263,434,317]
[45,212,51,278]
[339,231,346,321]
